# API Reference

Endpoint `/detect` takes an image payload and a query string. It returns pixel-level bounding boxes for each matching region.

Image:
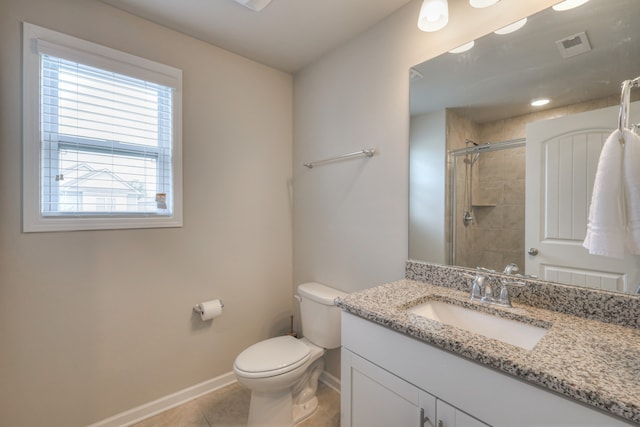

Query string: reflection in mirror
[450,138,526,272]
[409,0,640,293]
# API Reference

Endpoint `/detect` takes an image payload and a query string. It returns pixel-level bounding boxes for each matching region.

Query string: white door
[526,102,640,293]
[342,349,436,427]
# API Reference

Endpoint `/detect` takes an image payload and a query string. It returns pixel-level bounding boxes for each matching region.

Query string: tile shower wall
[471,146,525,270]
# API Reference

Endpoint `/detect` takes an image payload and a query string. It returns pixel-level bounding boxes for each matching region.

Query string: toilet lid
[234,336,311,376]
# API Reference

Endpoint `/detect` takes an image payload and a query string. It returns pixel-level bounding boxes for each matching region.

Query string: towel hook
[618,80,632,145]
[618,77,640,145]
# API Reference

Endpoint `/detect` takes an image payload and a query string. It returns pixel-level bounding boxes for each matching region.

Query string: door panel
[345,350,436,427]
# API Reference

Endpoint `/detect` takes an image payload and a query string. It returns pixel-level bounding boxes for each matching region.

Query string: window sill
[23,214,183,233]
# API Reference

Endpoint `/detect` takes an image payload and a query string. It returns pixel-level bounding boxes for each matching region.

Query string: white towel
[583,129,640,258]
[624,130,640,254]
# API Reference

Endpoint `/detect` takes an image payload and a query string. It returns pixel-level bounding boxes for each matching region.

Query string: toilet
[233,282,346,426]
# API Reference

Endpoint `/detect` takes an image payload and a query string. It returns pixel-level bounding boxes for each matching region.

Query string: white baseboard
[88,369,340,427]
[87,371,237,427]
[320,370,341,393]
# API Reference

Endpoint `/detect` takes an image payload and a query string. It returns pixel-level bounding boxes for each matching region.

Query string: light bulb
[469,0,500,8]
[531,99,550,107]
[449,41,475,54]
[424,2,445,21]
[418,0,449,32]
[494,18,527,35]
[552,0,589,11]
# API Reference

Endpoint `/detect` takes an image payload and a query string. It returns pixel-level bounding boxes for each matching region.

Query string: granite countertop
[337,279,640,424]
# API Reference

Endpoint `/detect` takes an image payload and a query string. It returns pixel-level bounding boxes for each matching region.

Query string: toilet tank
[297,282,347,349]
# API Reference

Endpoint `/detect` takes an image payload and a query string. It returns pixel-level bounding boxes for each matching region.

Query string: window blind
[36,38,180,89]
[41,53,174,216]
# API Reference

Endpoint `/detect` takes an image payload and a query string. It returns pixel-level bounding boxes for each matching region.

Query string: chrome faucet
[469,269,497,304]
[462,266,527,308]
[459,267,492,303]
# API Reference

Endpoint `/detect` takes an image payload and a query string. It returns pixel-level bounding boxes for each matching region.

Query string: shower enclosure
[449,138,526,272]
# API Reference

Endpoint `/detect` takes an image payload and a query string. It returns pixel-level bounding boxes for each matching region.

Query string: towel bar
[303,149,375,169]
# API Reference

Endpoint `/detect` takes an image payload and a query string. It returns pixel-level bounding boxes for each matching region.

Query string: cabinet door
[342,348,436,427]
[437,399,489,427]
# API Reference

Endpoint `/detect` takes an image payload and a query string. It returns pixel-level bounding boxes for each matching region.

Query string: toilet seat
[234,335,311,379]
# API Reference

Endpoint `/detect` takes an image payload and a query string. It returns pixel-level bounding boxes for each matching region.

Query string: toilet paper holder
[193,300,224,315]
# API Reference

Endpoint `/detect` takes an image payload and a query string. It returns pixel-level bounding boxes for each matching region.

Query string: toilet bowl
[233,282,346,426]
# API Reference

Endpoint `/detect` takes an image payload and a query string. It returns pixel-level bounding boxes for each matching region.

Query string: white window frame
[22,22,183,232]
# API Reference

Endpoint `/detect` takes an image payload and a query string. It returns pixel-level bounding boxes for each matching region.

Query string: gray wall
[410,110,447,264]
[293,0,558,290]
[292,0,557,376]
[0,0,559,425]
[0,0,292,425]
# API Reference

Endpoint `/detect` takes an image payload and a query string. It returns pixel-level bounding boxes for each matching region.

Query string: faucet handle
[503,263,520,275]
[495,280,526,307]
[496,285,511,306]
[456,270,476,280]
[480,277,495,303]
[470,275,485,301]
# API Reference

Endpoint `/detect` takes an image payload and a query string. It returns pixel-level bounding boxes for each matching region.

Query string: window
[23,23,182,232]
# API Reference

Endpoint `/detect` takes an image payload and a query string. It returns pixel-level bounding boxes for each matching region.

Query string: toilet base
[293,395,318,425]
[247,389,293,427]
[240,339,326,427]
[244,356,324,427]
[246,389,319,427]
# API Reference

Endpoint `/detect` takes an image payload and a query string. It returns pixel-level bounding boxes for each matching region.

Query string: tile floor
[131,381,340,427]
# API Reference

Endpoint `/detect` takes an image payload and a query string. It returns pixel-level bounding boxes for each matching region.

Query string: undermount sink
[408,300,548,350]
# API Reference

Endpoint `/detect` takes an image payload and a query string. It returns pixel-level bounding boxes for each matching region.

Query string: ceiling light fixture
[531,98,550,107]
[494,18,527,35]
[418,0,449,32]
[469,0,500,8]
[552,0,590,11]
[232,0,272,12]
[449,41,475,53]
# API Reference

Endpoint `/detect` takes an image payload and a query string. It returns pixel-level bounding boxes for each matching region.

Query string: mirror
[409,0,640,294]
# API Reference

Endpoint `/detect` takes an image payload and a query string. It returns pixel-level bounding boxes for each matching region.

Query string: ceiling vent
[555,31,591,59]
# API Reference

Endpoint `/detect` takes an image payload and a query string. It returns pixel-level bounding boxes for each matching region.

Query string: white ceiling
[99,0,413,73]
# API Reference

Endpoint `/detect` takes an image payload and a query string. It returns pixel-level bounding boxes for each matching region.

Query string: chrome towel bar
[303,149,375,169]
[618,75,640,145]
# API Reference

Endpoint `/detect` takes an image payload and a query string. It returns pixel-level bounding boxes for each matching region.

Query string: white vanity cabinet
[436,400,488,427]
[343,349,436,427]
[341,312,633,427]
[343,347,488,427]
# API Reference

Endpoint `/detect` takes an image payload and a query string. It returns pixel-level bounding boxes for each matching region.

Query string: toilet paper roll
[196,299,223,321]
